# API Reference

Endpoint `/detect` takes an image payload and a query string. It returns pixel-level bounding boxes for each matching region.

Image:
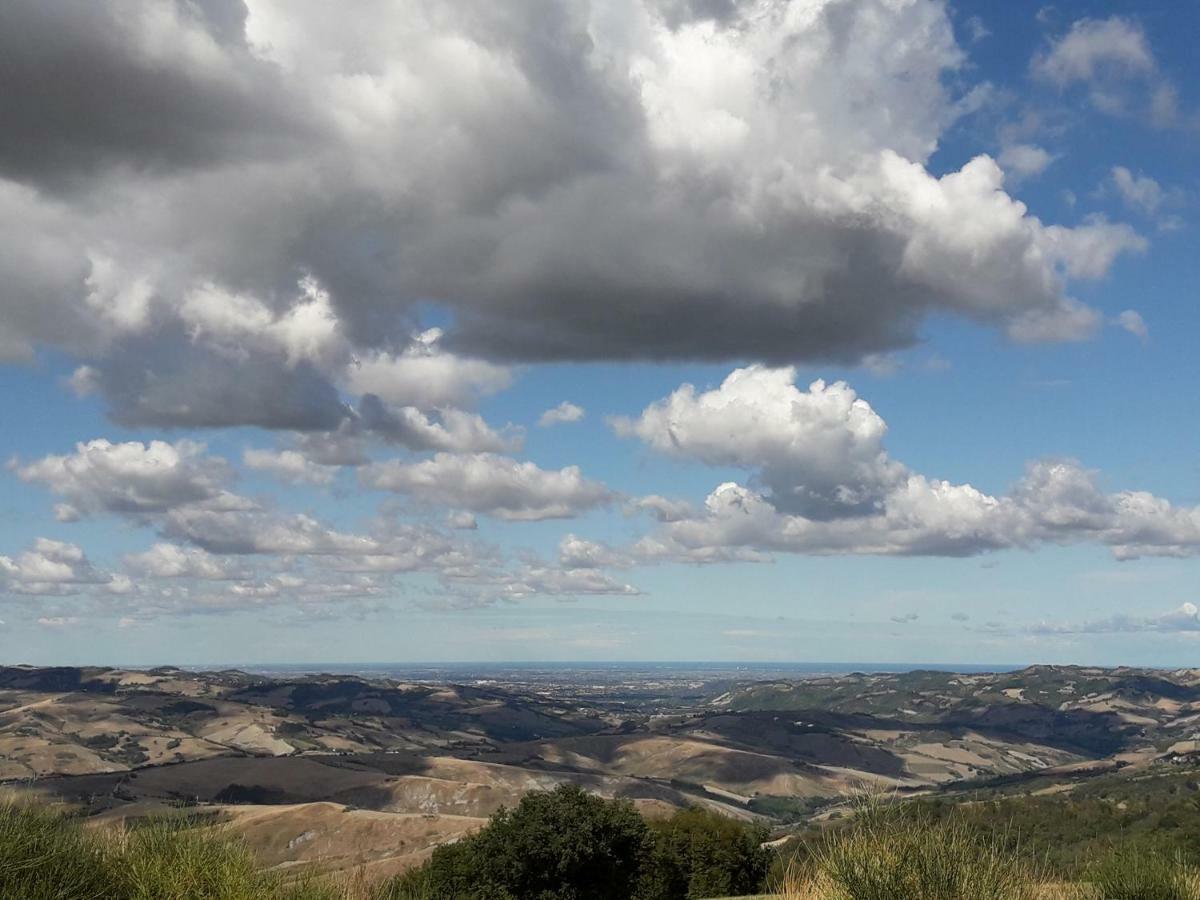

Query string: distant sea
[217,661,1022,682]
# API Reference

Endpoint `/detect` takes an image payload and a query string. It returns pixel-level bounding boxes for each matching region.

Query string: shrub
[385,791,775,900]
[388,784,652,900]
[638,807,772,899]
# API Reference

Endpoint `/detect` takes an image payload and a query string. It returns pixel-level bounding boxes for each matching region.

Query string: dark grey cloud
[0,0,305,187]
[0,0,1146,424]
[83,330,350,430]
[652,0,742,30]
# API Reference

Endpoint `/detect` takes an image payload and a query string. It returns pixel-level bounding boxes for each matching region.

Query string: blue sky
[0,0,1196,666]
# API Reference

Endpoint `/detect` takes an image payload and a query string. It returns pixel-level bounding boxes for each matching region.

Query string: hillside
[4,663,1199,877]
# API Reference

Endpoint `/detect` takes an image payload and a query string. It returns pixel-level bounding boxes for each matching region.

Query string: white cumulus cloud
[361,453,613,521]
[538,402,586,427]
[617,368,1200,562]
[0,539,110,595]
[14,439,233,517]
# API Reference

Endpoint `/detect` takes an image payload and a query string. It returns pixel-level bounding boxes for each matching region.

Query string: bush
[388,784,653,900]
[384,788,775,900]
[639,807,772,899]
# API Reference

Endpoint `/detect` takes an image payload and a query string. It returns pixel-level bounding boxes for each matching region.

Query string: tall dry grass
[772,790,1200,900]
[1085,844,1200,900]
[0,798,341,900]
[773,791,1049,900]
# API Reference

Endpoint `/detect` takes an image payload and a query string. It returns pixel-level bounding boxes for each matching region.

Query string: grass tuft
[0,798,112,900]
[0,799,341,900]
[1084,844,1200,900]
[776,791,1046,900]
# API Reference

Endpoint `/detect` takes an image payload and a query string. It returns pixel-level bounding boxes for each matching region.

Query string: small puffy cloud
[558,534,632,569]
[123,543,243,580]
[1150,83,1179,127]
[1004,298,1103,344]
[890,612,919,624]
[14,439,231,517]
[243,448,337,486]
[1110,167,1165,215]
[963,16,990,43]
[1031,16,1180,123]
[1032,17,1153,86]
[446,511,478,530]
[1114,310,1149,342]
[1033,218,1146,282]
[997,144,1055,180]
[293,425,371,467]
[628,495,695,523]
[0,539,110,595]
[105,574,133,595]
[37,617,81,628]
[361,453,613,521]
[862,353,901,377]
[357,396,520,453]
[162,508,380,556]
[538,401,585,427]
[343,329,512,410]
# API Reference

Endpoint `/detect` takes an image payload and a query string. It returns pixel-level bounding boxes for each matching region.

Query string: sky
[0,0,1197,667]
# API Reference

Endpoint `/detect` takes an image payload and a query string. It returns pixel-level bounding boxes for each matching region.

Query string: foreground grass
[3,793,1200,899]
[0,800,340,900]
[1086,845,1200,900]
[772,793,1200,900]
[774,794,1045,900]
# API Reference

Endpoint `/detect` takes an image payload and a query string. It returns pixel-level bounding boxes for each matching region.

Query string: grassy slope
[6,791,1200,900]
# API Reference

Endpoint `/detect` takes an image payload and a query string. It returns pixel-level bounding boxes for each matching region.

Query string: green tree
[638,807,772,900]
[391,784,652,900]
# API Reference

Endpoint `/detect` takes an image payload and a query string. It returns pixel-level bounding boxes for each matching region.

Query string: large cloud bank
[0,0,1144,434]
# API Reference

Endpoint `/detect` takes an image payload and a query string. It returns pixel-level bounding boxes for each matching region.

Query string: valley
[4,663,1199,878]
